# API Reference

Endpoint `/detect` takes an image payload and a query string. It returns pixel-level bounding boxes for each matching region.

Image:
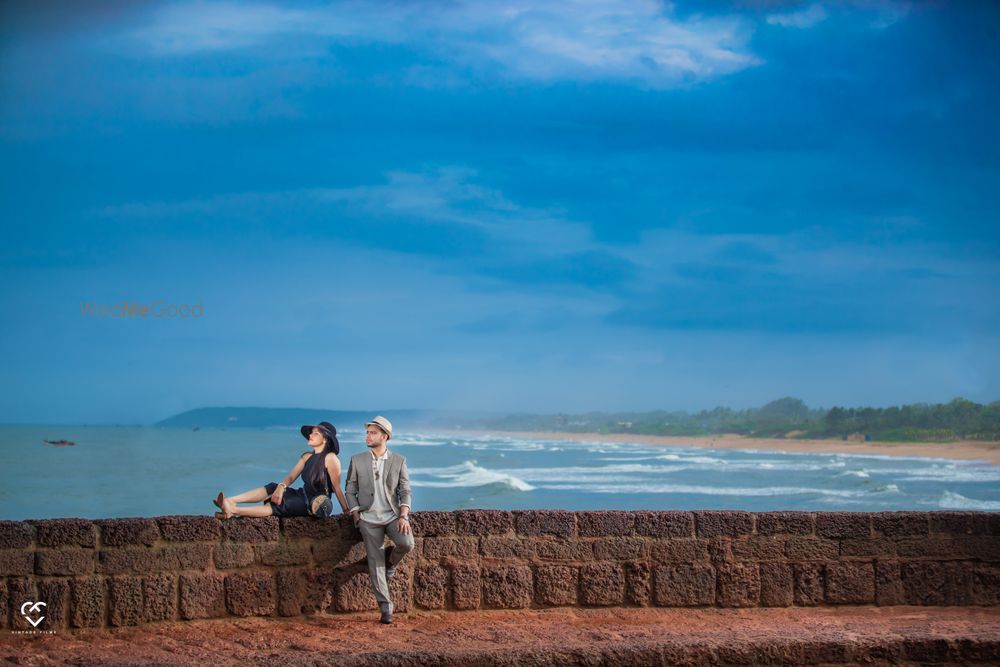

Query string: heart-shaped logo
[20,601,46,628]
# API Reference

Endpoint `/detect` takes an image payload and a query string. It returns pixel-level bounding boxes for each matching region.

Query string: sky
[1,0,998,424]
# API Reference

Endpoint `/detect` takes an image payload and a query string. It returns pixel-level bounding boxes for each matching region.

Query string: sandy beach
[451,430,1000,466]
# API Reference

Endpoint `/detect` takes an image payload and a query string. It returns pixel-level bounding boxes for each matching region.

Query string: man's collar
[370,448,390,461]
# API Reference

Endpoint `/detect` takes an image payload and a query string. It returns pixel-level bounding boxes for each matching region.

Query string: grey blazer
[345,450,412,516]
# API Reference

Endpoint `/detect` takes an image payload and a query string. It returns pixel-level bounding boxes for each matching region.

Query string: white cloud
[125,0,760,88]
[766,4,828,29]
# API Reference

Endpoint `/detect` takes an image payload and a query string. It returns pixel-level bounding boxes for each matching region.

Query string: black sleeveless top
[301,452,333,498]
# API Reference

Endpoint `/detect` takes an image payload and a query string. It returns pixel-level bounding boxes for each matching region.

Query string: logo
[20,601,46,628]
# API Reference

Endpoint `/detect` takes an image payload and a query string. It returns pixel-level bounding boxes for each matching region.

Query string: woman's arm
[326,456,349,513]
[272,453,310,505]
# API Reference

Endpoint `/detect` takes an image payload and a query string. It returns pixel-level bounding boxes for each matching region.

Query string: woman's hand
[271,484,286,505]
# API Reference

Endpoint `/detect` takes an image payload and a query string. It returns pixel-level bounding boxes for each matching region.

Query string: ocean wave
[937,491,1000,510]
[535,482,900,498]
[410,461,534,491]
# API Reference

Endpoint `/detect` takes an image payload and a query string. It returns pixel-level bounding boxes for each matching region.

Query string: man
[345,415,414,624]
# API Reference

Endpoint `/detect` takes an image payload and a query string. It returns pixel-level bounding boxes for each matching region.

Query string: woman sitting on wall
[213,421,348,519]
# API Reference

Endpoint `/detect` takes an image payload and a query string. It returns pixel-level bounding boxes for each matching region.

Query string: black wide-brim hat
[301,421,339,455]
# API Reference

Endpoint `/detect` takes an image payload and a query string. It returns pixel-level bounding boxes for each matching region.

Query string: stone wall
[2,510,998,631]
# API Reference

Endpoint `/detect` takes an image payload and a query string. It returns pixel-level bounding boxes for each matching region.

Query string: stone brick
[0,521,34,549]
[255,543,311,567]
[717,563,760,607]
[650,539,709,563]
[785,537,839,561]
[826,562,875,604]
[226,571,276,617]
[534,565,578,606]
[480,536,533,559]
[313,539,357,566]
[707,538,732,564]
[36,579,69,630]
[970,564,1000,605]
[694,511,754,538]
[70,577,106,628]
[731,536,784,561]
[756,512,814,536]
[625,562,652,606]
[301,568,337,615]
[577,511,634,536]
[30,519,96,548]
[654,564,715,606]
[532,538,594,561]
[143,574,177,623]
[902,561,970,606]
[840,538,896,558]
[97,518,160,546]
[423,537,478,560]
[275,568,308,616]
[895,536,959,559]
[336,571,377,612]
[108,576,143,627]
[450,564,481,609]
[514,510,576,537]
[593,537,646,561]
[760,563,793,607]
[8,578,38,631]
[903,639,958,663]
[98,547,160,575]
[410,511,455,537]
[156,515,221,542]
[35,548,95,576]
[875,560,904,606]
[481,565,532,608]
[280,516,344,540]
[633,511,694,538]
[214,543,255,569]
[388,565,411,613]
[873,512,929,537]
[928,511,976,535]
[793,564,824,606]
[413,564,448,609]
[454,510,513,536]
[815,512,870,539]
[959,535,1000,561]
[160,543,213,571]
[579,563,624,606]
[221,517,280,542]
[179,573,226,620]
[0,549,34,576]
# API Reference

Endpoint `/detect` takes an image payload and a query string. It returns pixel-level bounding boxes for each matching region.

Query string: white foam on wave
[536,482,901,498]
[937,491,1000,510]
[838,470,871,479]
[411,461,535,491]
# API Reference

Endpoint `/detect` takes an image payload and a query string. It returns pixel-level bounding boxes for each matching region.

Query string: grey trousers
[358,519,415,612]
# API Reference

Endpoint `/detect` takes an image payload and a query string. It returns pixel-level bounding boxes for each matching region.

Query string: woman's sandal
[213,492,233,519]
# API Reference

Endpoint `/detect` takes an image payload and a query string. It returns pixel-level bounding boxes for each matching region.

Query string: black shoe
[380,609,393,624]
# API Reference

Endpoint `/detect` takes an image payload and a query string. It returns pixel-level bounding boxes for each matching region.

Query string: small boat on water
[42,439,75,447]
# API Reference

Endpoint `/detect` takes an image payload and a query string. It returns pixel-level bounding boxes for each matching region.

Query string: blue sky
[1,0,998,424]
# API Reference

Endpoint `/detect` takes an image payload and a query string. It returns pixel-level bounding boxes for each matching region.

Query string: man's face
[365,425,387,448]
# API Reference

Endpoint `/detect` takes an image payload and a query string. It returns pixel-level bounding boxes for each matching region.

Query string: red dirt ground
[3,606,999,666]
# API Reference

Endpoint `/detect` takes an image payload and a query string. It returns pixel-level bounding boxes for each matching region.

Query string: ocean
[2,424,999,521]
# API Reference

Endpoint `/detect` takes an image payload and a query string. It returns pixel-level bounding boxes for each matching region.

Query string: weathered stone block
[451,563,481,609]
[717,563,760,607]
[971,564,1000,605]
[840,538,896,558]
[815,512,870,539]
[30,519,95,548]
[731,536,784,561]
[98,546,160,575]
[928,511,976,535]
[160,543,213,570]
[577,511,634,536]
[651,539,709,563]
[593,537,646,561]
[0,549,34,576]
[179,573,225,620]
[895,536,960,559]
[413,564,448,609]
[36,548,95,576]
[760,563,793,607]
[214,543,255,569]
[756,512,814,536]
[625,562,652,606]
[336,571,377,612]
[226,571,276,617]
[221,517,279,542]
[8,578,38,631]
[423,537,478,560]
[514,510,576,537]
[36,579,69,630]
[255,542,311,567]
[275,568,308,616]
[902,561,969,606]
[108,576,143,627]
[410,511,455,537]
[534,565,577,606]
[454,510,513,536]
[694,511,754,538]
[0,521,34,549]
[875,560,904,606]
[873,512,928,537]
[580,563,624,606]
[143,574,177,623]
[280,516,343,540]
[156,515,221,542]
[793,564,824,606]
[480,536,533,559]
[532,538,594,561]
[785,537,838,561]
[826,562,875,604]
[97,518,159,547]
[70,577,105,628]
[481,565,532,608]
[633,511,694,538]
[654,564,715,606]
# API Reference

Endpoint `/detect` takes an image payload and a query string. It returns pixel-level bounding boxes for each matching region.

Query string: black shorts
[264,482,310,518]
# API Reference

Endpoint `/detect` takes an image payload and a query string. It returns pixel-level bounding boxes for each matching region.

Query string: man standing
[345,415,414,624]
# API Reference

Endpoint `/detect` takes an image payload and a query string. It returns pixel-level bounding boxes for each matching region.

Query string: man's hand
[351,510,361,527]
[397,516,411,535]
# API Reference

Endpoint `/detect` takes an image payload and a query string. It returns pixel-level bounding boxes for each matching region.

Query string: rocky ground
[3,606,999,666]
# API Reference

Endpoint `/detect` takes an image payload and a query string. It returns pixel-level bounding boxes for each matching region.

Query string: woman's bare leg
[226,502,273,518]
[226,487,269,503]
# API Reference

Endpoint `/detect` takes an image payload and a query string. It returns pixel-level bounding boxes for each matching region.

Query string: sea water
[1,425,998,520]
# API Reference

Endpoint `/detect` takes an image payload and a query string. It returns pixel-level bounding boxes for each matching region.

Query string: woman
[213,421,349,519]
